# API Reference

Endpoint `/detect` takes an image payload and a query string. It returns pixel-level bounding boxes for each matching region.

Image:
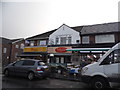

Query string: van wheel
[90,77,109,89]
[28,72,34,80]
[4,69,9,77]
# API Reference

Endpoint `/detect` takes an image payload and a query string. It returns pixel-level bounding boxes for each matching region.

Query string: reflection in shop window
[61,57,64,63]
[56,57,59,63]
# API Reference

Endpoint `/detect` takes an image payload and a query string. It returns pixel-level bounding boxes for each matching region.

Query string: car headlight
[81,67,88,74]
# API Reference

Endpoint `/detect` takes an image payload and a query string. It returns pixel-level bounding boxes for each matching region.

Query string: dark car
[3,59,49,80]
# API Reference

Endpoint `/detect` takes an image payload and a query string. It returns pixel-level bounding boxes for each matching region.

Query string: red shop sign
[55,47,67,53]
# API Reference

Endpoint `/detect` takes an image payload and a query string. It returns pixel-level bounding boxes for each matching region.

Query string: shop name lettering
[55,47,67,53]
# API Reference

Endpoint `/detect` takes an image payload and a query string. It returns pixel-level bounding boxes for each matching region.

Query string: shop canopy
[66,48,110,52]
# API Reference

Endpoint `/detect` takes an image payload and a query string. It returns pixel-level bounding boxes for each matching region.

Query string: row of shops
[18,46,110,67]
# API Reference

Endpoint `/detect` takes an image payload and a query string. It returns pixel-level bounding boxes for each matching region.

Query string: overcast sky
[1,0,120,39]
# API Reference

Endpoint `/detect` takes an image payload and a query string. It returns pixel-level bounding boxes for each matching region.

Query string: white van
[81,43,120,89]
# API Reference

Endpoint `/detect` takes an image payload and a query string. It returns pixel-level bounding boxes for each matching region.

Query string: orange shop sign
[23,47,47,52]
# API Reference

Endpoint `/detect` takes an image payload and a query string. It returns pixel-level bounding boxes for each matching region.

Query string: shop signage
[55,47,67,53]
[48,47,72,53]
[23,47,47,52]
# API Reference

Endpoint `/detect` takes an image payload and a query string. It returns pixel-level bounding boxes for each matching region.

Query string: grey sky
[1,0,119,39]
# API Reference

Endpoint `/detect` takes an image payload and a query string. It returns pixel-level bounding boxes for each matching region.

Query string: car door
[13,60,24,76]
[21,60,35,76]
[101,49,120,83]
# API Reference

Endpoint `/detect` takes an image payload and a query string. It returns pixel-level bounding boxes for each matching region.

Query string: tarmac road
[2,75,87,89]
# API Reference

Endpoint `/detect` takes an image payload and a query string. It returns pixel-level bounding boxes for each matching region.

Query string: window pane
[3,48,7,53]
[68,37,71,44]
[56,38,59,44]
[60,37,66,44]
[95,34,115,43]
[61,57,64,63]
[40,41,46,45]
[56,57,59,63]
[113,49,120,63]
[14,61,24,66]
[82,36,89,44]
[22,60,35,66]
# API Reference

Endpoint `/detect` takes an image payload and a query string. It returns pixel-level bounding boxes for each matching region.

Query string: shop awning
[66,48,110,51]
[17,52,47,57]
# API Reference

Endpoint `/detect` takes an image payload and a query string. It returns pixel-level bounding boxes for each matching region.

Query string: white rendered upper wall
[48,24,80,45]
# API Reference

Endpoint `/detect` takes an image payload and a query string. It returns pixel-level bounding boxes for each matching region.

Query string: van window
[100,49,120,65]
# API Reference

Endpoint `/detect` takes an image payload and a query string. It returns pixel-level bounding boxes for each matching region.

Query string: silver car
[3,59,49,80]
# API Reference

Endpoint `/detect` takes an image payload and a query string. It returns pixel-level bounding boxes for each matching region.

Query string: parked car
[3,59,49,80]
[81,43,120,89]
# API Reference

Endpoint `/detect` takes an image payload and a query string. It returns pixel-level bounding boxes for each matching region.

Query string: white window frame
[60,37,67,44]
[68,36,72,44]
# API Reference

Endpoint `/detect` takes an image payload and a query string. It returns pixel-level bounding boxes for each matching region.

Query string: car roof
[20,59,44,62]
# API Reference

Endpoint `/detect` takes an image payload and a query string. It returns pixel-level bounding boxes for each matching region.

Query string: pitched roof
[81,22,120,35]
[0,37,12,44]
[25,22,120,40]
[26,24,83,40]
[26,30,56,40]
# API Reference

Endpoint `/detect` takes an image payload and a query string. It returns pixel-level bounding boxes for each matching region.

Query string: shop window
[56,57,59,63]
[82,36,89,44]
[15,52,18,58]
[61,57,64,63]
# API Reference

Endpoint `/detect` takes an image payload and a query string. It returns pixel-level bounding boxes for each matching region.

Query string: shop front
[66,48,110,66]
[18,46,47,62]
[47,47,72,66]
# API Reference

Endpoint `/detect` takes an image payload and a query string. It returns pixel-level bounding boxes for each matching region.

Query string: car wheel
[28,72,34,80]
[90,77,109,89]
[4,69,9,77]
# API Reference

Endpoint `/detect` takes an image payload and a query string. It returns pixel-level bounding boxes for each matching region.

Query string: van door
[100,49,120,83]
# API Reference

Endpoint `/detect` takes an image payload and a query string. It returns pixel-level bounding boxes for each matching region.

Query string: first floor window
[30,41,34,46]
[3,48,7,53]
[82,36,89,44]
[56,37,59,44]
[60,37,66,44]
[95,34,115,43]
[68,37,71,44]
